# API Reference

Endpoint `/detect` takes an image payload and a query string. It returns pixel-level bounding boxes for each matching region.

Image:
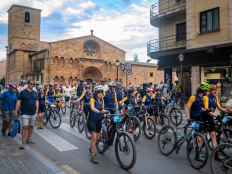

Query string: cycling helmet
[94,85,104,93]
[146,87,154,93]
[199,82,210,92]
[108,81,116,87]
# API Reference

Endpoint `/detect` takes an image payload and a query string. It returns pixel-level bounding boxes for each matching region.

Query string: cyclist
[88,85,107,164]
[77,84,93,118]
[142,88,155,116]
[204,84,228,148]
[104,81,117,114]
[46,84,55,104]
[0,84,18,136]
[37,87,45,129]
[185,83,209,121]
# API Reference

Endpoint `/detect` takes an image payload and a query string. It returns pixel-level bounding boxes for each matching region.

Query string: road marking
[60,123,90,143]
[60,165,80,174]
[35,129,79,152]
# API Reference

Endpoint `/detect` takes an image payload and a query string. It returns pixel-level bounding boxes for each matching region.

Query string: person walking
[16,80,39,149]
[0,84,17,136]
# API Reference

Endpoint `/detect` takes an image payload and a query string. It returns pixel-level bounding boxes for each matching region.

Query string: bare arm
[15,100,21,116]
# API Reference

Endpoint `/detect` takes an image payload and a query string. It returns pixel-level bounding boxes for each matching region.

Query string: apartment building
[148,0,232,96]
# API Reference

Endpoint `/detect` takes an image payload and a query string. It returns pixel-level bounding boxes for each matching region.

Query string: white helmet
[94,85,104,92]
[108,81,116,87]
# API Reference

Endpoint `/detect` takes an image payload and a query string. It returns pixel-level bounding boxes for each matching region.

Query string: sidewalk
[0,136,58,174]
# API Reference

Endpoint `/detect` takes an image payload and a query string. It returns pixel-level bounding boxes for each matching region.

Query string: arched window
[70,58,73,64]
[74,58,79,64]
[25,11,31,23]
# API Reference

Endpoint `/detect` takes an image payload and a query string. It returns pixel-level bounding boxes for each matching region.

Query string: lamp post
[178,54,184,84]
[115,60,120,81]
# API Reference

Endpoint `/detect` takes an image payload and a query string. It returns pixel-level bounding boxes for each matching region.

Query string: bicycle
[44,102,62,129]
[158,122,209,170]
[121,104,142,142]
[96,113,136,170]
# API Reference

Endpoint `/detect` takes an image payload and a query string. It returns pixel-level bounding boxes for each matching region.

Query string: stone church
[6,5,163,86]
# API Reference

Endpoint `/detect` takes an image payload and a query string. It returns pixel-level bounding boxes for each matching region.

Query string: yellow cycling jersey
[186,95,208,110]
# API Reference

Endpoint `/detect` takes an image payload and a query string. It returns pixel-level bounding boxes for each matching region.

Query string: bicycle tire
[169,108,183,127]
[69,108,76,128]
[49,110,62,129]
[115,132,136,170]
[157,125,176,156]
[77,112,85,133]
[143,117,156,140]
[186,132,209,170]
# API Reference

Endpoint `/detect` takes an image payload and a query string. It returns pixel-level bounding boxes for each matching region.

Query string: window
[149,72,154,77]
[176,22,186,41]
[200,7,220,34]
[25,11,31,23]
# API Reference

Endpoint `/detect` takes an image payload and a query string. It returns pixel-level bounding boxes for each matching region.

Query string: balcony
[150,0,186,27]
[147,33,186,59]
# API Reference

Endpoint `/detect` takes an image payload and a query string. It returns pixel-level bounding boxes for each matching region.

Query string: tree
[133,54,139,62]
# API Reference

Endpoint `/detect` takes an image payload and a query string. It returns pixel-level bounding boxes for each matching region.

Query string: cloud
[79,1,96,9]
[0,48,6,60]
[64,3,158,62]
[0,0,81,23]
[64,1,96,16]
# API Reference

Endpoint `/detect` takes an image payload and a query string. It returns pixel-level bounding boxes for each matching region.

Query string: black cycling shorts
[87,119,102,133]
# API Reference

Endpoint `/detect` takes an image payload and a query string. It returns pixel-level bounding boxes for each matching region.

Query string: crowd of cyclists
[0,79,231,173]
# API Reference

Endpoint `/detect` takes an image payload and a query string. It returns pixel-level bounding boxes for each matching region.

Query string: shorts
[39,105,46,113]
[87,119,102,133]
[21,115,36,127]
[2,111,16,121]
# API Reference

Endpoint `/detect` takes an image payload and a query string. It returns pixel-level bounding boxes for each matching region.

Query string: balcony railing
[147,33,186,55]
[150,0,186,23]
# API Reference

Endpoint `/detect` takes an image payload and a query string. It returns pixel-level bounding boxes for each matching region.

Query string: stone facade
[6,4,163,86]
[0,60,6,79]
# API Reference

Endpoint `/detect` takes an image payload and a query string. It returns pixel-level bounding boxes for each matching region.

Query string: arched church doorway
[82,67,103,82]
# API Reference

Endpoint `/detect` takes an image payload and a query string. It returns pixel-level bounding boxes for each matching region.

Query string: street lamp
[115,60,120,81]
[178,54,184,83]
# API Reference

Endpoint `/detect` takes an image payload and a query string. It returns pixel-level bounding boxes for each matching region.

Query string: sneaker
[90,155,99,165]
[27,139,35,144]
[19,146,25,150]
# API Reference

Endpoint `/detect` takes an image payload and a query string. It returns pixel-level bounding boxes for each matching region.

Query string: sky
[0,0,158,62]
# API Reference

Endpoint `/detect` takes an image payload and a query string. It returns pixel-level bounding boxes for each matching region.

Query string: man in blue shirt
[16,80,39,148]
[0,84,17,136]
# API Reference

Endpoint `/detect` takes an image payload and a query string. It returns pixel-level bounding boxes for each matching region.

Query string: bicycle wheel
[96,128,108,154]
[143,117,156,140]
[157,125,176,156]
[115,132,136,170]
[159,114,170,126]
[69,108,76,128]
[49,110,62,129]
[125,116,141,142]
[186,132,208,170]
[77,112,85,133]
[210,143,232,174]
[169,108,183,127]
